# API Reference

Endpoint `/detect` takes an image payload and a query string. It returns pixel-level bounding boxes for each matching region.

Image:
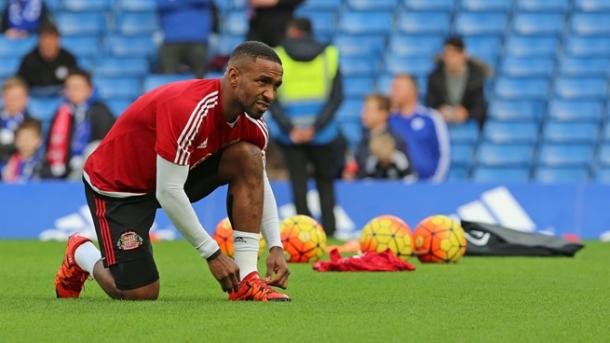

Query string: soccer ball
[413,215,467,263]
[359,215,413,262]
[212,217,266,257]
[280,215,327,263]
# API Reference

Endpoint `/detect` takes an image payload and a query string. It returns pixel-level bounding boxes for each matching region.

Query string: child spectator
[1,117,43,182]
[0,77,31,163]
[40,69,115,179]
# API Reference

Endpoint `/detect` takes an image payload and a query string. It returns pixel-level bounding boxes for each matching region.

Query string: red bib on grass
[313,249,416,272]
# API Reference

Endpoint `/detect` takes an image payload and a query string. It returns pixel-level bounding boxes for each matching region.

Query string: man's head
[14,118,42,159]
[286,17,312,39]
[362,93,391,130]
[38,24,61,61]
[389,74,418,111]
[2,77,29,115]
[225,41,283,119]
[442,35,467,74]
[65,69,94,105]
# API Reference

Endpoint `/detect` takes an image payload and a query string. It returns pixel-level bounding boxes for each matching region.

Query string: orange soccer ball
[413,215,467,263]
[359,215,413,262]
[212,217,266,257]
[280,215,327,263]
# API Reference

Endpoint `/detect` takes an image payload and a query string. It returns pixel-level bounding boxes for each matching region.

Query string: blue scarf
[7,0,43,33]
[69,101,93,159]
[0,111,26,145]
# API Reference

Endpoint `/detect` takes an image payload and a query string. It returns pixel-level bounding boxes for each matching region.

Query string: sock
[232,230,260,280]
[74,241,102,276]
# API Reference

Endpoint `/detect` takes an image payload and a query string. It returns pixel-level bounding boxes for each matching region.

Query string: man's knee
[120,281,160,301]
[220,142,263,180]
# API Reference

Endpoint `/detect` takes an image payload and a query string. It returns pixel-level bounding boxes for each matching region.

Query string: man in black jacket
[425,36,488,128]
[247,0,304,47]
[16,23,78,95]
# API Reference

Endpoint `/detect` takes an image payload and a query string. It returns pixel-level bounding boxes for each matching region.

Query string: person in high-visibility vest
[268,17,343,237]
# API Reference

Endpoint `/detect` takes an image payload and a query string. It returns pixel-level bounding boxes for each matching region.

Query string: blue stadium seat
[62,0,112,11]
[336,99,363,122]
[538,144,594,167]
[483,122,538,144]
[296,10,336,38]
[45,0,61,12]
[505,36,558,57]
[513,13,565,36]
[489,100,542,122]
[554,78,608,100]
[116,0,156,12]
[339,12,393,35]
[56,13,106,36]
[299,0,342,11]
[571,13,610,36]
[460,0,512,12]
[28,97,62,122]
[534,167,590,183]
[0,57,19,78]
[62,36,100,58]
[93,77,142,100]
[542,122,599,144]
[383,55,433,77]
[106,99,131,117]
[473,167,530,183]
[222,11,248,35]
[447,166,469,181]
[143,74,194,92]
[94,57,149,77]
[343,76,375,98]
[594,167,610,183]
[476,143,534,167]
[494,78,549,100]
[603,124,610,142]
[395,12,451,35]
[575,0,610,11]
[0,36,36,57]
[547,100,604,122]
[559,56,610,77]
[78,57,95,71]
[455,12,508,35]
[516,0,569,12]
[464,36,501,67]
[333,34,385,58]
[501,56,555,77]
[402,0,454,11]
[339,121,363,147]
[216,34,244,55]
[347,0,398,10]
[388,35,444,57]
[447,121,479,144]
[105,35,156,58]
[597,144,610,166]
[564,37,610,56]
[340,56,379,77]
[451,143,474,167]
[115,13,159,35]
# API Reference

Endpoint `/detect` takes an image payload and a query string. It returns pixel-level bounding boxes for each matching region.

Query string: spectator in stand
[345,93,414,180]
[40,69,115,180]
[1,117,43,183]
[1,0,52,39]
[16,23,77,95]
[157,0,217,78]
[425,36,488,128]
[0,77,31,163]
[389,74,450,182]
[247,0,304,47]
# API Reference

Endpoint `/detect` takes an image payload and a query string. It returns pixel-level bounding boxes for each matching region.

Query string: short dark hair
[444,35,465,52]
[66,68,93,87]
[288,17,313,35]
[38,23,60,36]
[394,73,418,91]
[229,41,282,66]
[16,118,42,136]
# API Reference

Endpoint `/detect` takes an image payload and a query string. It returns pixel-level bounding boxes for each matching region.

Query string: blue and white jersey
[388,105,450,181]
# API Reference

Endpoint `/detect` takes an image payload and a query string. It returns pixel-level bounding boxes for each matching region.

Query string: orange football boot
[229,272,291,302]
[54,234,92,298]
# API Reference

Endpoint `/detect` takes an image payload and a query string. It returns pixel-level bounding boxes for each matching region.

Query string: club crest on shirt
[117,231,143,251]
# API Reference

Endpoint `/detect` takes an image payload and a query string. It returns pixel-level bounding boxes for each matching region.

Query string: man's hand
[265,246,290,289]
[207,252,240,293]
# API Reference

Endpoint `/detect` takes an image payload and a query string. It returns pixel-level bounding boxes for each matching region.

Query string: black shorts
[84,152,226,290]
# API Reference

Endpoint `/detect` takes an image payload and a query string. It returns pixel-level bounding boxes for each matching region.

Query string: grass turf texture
[0,240,609,343]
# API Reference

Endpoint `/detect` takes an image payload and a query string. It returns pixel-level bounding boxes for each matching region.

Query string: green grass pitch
[0,240,609,342]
